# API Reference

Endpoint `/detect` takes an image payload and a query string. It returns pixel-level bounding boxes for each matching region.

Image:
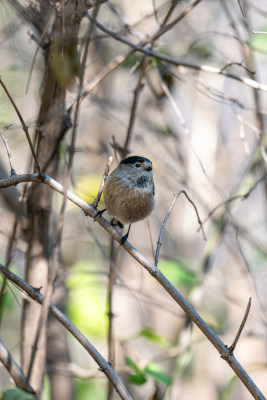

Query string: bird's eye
[135,163,141,168]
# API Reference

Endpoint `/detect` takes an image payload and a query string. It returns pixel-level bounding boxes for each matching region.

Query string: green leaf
[159,259,199,288]
[125,357,142,375]
[144,363,172,386]
[126,357,147,386]
[0,388,35,400]
[139,328,170,348]
[128,374,147,385]
[251,30,267,52]
[121,54,141,68]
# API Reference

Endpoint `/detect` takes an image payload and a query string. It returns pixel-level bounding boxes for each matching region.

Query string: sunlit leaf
[74,379,106,400]
[144,363,172,386]
[66,261,107,338]
[74,174,104,205]
[0,276,15,312]
[139,328,170,348]
[159,259,199,288]
[251,30,267,52]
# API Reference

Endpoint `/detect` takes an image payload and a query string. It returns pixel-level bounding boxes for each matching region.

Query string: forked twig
[229,297,252,354]
[155,190,206,266]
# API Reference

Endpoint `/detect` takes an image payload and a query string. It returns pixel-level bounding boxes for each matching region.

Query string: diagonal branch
[0,338,36,396]
[0,172,265,400]
[0,264,132,400]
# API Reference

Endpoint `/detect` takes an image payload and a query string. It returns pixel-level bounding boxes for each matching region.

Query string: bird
[97,156,155,244]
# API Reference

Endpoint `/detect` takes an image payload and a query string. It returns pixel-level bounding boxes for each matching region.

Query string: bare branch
[86,12,267,92]
[0,264,132,400]
[155,192,180,267]
[0,173,265,400]
[122,57,150,158]
[0,338,36,396]
[155,190,206,266]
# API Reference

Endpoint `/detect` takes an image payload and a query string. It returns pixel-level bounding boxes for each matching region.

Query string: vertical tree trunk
[20,2,87,395]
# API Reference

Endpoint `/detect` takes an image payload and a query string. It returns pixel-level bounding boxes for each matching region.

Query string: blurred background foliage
[1,0,267,399]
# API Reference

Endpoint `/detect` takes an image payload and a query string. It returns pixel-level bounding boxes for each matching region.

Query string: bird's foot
[94,208,106,221]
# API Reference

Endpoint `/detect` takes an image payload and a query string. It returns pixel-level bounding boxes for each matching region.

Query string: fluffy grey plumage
[102,156,154,242]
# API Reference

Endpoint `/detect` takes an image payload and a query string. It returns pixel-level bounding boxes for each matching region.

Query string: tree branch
[0,172,265,399]
[86,12,267,93]
[0,338,36,396]
[0,264,132,400]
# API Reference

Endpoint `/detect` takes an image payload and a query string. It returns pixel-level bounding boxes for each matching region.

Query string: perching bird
[99,156,155,244]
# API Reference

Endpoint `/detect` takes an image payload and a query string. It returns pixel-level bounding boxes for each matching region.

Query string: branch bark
[0,172,265,400]
[0,264,133,400]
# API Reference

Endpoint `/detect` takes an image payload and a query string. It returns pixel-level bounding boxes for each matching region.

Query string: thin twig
[122,57,150,158]
[229,298,252,354]
[155,190,206,267]
[0,125,16,175]
[0,78,41,175]
[26,10,54,94]
[199,167,267,229]
[91,156,113,208]
[155,192,180,267]
[78,0,197,106]
[26,282,54,384]
[86,12,267,93]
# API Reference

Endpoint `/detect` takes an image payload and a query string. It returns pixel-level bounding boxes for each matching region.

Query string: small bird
[99,156,155,244]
